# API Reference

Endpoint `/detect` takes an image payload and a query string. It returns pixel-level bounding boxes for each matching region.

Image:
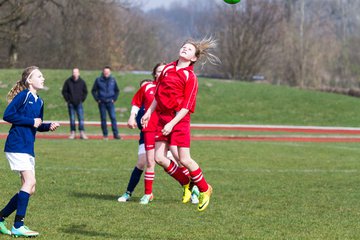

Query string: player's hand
[141,111,150,128]
[34,118,42,128]
[50,122,60,131]
[127,117,137,129]
[162,123,174,136]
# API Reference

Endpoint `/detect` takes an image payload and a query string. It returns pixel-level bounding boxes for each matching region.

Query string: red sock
[165,161,190,186]
[190,167,209,192]
[144,172,155,195]
[179,166,190,177]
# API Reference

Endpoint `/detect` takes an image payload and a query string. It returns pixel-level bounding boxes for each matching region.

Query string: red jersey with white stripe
[131,82,156,110]
[155,61,198,113]
[131,81,158,132]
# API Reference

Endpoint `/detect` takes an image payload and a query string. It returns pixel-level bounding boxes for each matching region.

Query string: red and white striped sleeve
[182,71,198,113]
[131,86,145,108]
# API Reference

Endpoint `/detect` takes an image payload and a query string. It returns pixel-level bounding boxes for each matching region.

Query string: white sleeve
[131,105,140,115]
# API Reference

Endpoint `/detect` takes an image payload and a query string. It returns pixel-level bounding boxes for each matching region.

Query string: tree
[0,0,58,67]
[213,0,283,80]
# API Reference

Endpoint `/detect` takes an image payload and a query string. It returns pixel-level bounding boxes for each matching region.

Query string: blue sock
[14,191,30,228]
[126,167,143,194]
[0,193,18,222]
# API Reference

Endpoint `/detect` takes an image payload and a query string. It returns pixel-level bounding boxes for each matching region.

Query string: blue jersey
[3,89,50,157]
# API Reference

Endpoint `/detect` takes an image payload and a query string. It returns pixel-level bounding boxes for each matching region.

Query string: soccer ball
[224,0,241,4]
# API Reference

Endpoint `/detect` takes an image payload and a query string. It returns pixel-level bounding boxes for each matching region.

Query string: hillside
[0,69,359,126]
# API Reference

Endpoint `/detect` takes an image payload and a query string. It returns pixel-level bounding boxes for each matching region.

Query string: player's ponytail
[184,37,221,66]
[7,66,38,103]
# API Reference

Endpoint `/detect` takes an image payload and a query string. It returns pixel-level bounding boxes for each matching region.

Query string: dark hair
[152,62,167,80]
[139,79,153,87]
[103,66,112,70]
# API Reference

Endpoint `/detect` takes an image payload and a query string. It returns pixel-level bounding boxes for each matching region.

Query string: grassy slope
[0,69,359,126]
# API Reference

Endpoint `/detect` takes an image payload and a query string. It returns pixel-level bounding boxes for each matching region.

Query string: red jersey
[155,61,198,113]
[131,81,158,132]
[131,82,156,110]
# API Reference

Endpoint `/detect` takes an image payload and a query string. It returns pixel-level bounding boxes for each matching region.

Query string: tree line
[0,0,359,90]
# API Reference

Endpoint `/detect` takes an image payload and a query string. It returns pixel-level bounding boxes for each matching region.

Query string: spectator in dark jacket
[91,66,120,140]
[62,68,88,139]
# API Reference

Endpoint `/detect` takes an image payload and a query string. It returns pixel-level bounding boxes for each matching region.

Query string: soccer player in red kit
[142,37,219,211]
[118,63,166,204]
[130,77,160,205]
[118,63,199,205]
[128,63,199,205]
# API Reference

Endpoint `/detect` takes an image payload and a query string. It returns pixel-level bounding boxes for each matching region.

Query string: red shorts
[142,111,158,132]
[144,131,156,150]
[155,113,191,148]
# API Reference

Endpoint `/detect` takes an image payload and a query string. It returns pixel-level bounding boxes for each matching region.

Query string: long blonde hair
[7,66,39,103]
[184,37,221,66]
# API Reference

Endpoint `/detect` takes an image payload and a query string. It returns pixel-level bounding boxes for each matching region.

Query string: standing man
[91,66,120,140]
[62,68,88,140]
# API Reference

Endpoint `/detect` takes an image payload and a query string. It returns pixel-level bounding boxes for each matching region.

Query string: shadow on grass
[71,191,117,201]
[71,191,182,204]
[60,224,117,238]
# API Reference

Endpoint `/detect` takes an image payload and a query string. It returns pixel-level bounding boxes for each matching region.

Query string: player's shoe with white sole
[117,192,131,202]
[11,225,39,237]
[182,183,192,203]
[198,184,213,212]
[0,221,11,235]
[139,193,154,205]
[191,185,200,204]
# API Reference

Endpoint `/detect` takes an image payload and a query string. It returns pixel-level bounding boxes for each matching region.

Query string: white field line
[1,120,360,131]
[253,141,360,150]
[0,165,357,174]
[191,124,360,131]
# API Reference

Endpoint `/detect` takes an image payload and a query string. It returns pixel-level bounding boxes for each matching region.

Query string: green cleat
[198,184,213,212]
[139,193,154,205]
[182,183,192,203]
[117,192,131,202]
[11,225,39,238]
[0,221,11,235]
[191,185,200,204]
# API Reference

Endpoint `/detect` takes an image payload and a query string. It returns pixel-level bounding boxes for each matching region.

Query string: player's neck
[28,86,37,95]
[176,59,191,69]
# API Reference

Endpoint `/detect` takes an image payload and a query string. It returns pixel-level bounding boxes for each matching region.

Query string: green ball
[224,0,241,4]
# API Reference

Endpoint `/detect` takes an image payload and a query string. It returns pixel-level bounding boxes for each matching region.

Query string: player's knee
[154,155,167,166]
[146,158,156,168]
[178,157,193,166]
[30,178,36,190]
[136,162,145,170]
[23,179,36,195]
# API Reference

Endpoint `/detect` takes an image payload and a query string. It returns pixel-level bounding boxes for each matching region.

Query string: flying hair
[7,66,39,103]
[183,36,221,66]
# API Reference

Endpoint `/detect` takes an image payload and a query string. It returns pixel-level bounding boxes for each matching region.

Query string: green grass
[1,139,360,239]
[0,69,359,239]
[1,69,360,126]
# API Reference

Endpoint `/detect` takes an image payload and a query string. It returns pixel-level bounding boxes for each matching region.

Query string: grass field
[1,139,360,239]
[1,69,360,239]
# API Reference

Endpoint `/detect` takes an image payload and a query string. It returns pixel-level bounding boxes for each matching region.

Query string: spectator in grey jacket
[91,66,120,140]
[62,68,88,139]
